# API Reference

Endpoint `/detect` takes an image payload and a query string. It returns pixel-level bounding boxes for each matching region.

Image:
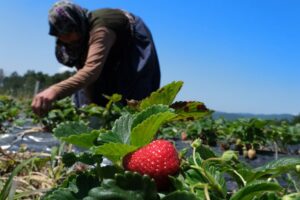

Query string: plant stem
[231,169,247,186]
[192,146,200,167]
[191,158,226,198]
[191,183,209,192]
[204,184,211,200]
[287,173,300,192]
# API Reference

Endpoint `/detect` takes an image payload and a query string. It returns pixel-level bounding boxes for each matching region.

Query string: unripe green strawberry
[296,165,300,173]
[123,139,180,190]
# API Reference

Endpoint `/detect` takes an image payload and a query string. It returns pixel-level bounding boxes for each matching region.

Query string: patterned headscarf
[49,1,88,36]
[48,1,89,67]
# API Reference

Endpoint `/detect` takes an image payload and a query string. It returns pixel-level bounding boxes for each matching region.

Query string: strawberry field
[0,81,300,200]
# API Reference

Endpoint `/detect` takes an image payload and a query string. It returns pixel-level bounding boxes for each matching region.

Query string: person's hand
[31,87,58,116]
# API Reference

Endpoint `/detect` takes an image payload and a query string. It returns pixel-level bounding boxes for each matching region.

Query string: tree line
[0,69,74,98]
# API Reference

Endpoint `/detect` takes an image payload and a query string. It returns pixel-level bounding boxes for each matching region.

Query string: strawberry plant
[173,139,300,199]
[28,94,124,132]
[27,97,81,132]
[0,95,21,131]
[3,81,300,199]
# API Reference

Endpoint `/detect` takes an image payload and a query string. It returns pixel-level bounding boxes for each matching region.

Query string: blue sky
[0,0,299,115]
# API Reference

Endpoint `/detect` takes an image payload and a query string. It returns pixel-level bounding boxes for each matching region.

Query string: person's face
[57,32,81,44]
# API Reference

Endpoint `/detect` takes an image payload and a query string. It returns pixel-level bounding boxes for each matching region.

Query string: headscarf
[48,1,89,67]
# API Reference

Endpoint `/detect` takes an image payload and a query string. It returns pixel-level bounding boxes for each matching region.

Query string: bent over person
[32,1,160,116]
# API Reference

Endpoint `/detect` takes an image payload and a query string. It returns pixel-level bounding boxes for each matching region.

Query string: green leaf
[91,143,138,163]
[204,165,227,198]
[98,114,133,144]
[282,193,300,200]
[75,173,101,199]
[62,152,103,167]
[78,152,103,165]
[42,188,78,200]
[42,173,100,200]
[104,93,123,110]
[139,81,183,110]
[162,191,200,200]
[230,181,282,200]
[253,158,300,180]
[170,101,212,121]
[112,114,133,144]
[131,105,170,129]
[62,152,77,167]
[260,192,282,200]
[54,121,101,148]
[115,171,158,200]
[98,165,124,179]
[184,168,207,186]
[85,171,158,200]
[131,111,176,147]
[195,144,217,160]
[63,130,100,149]
[54,121,89,138]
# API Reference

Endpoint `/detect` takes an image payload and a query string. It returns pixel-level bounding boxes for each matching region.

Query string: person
[32,1,160,116]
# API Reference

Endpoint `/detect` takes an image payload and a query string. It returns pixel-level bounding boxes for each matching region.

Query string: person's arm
[52,27,116,98]
[32,27,116,116]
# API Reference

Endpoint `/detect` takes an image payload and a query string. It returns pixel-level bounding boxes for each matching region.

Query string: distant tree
[3,72,23,96]
[292,113,300,124]
[0,70,74,98]
[0,68,4,87]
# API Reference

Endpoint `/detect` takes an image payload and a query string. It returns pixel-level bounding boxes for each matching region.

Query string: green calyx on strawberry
[123,139,180,190]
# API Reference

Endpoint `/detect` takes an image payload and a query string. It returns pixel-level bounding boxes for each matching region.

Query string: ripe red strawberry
[123,139,180,190]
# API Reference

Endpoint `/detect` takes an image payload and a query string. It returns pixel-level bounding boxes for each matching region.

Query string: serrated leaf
[75,173,101,199]
[131,105,170,129]
[98,165,123,179]
[96,130,117,144]
[98,114,133,144]
[131,111,176,147]
[252,158,300,180]
[112,114,133,144]
[84,180,141,200]
[42,173,100,200]
[54,121,90,138]
[196,144,217,160]
[139,81,183,110]
[62,130,100,148]
[42,188,77,200]
[84,171,158,200]
[185,168,207,185]
[170,101,212,121]
[91,143,138,163]
[115,171,158,200]
[62,152,103,167]
[62,153,78,167]
[78,152,103,165]
[162,191,200,200]
[205,165,227,197]
[230,181,282,200]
